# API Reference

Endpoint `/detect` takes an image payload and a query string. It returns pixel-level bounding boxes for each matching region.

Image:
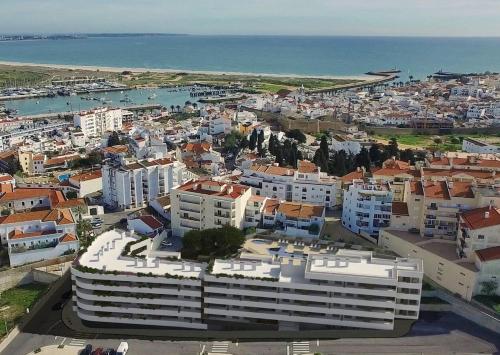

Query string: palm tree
[76,216,93,248]
[170,105,175,113]
[193,103,198,110]
[409,75,414,82]
[176,105,181,113]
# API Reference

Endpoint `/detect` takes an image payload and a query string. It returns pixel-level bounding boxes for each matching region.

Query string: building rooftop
[175,179,249,200]
[77,229,204,278]
[250,164,295,177]
[277,201,324,219]
[306,251,420,279]
[70,170,102,182]
[475,246,500,262]
[0,208,74,226]
[461,206,500,230]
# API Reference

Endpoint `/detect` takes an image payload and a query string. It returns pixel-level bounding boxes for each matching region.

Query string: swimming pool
[251,239,269,245]
[58,173,71,182]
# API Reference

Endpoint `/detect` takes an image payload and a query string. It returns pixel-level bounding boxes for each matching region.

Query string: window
[478,235,485,240]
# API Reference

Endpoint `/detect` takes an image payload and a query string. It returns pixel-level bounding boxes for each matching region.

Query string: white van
[116,341,128,355]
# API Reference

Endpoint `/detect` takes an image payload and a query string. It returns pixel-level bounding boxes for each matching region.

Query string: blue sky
[1,0,500,36]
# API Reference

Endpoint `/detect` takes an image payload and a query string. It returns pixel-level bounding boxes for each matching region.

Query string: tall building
[74,108,123,138]
[341,179,393,240]
[170,179,252,237]
[102,158,190,210]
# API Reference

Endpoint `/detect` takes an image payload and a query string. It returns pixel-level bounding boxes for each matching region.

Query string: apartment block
[341,179,392,240]
[71,230,206,329]
[102,158,189,210]
[72,230,423,331]
[204,250,422,330]
[240,161,339,208]
[74,107,123,138]
[170,179,251,237]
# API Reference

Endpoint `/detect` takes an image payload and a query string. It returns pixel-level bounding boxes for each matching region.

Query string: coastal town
[0,65,499,354]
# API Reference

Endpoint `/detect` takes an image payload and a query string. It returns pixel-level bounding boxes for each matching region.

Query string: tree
[249,129,258,151]
[369,143,382,167]
[313,149,328,172]
[286,129,306,144]
[107,131,120,147]
[268,134,276,155]
[386,137,399,158]
[181,226,245,260]
[257,130,265,151]
[77,217,93,248]
[239,136,249,150]
[170,105,175,113]
[400,149,416,165]
[480,280,498,296]
[224,131,243,151]
[330,150,348,176]
[320,135,329,158]
[275,145,284,166]
[355,147,371,171]
[6,158,21,176]
[175,105,181,112]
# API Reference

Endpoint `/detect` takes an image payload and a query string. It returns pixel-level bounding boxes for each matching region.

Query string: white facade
[240,162,338,208]
[74,108,123,138]
[342,180,393,239]
[0,209,78,266]
[462,138,500,154]
[102,158,188,210]
[170,179,252,237]
[71,231,423,331]
[205,251,422,330]
[71,230,207,329]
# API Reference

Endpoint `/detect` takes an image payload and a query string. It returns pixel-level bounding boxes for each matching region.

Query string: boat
[148,93,157,100]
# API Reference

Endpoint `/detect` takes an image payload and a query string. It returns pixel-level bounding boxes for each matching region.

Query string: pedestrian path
[210,341,230,353]
[292,341,310,354]
[67,338,86,347]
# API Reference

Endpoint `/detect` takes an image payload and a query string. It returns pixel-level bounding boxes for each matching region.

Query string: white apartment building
[71,231,423,331]
[462,138,500,154]
[457,206,500,260]
[0,208,78,266]
[330,134,370,155]
[204,251,422,330]
[74,107,123,138]
[239,161,339,208]
[170,179,252,237]
[102,158,189,210]
[342,180,393,240]
[71,230,207,329]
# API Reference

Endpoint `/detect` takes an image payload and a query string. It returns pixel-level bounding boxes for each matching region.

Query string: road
[3,276,499,355]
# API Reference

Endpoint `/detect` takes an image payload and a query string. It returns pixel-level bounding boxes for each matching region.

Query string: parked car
[51,301,65,311]
[116,342,128,355]
[81,344,93,355]
[92,348,104,355]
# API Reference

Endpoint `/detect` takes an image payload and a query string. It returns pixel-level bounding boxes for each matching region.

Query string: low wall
[0,255,75,292]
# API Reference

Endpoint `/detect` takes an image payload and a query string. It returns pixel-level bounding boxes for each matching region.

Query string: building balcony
[213,202,234,210]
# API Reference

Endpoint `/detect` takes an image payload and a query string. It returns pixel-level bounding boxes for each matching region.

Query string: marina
[0,87,195,116]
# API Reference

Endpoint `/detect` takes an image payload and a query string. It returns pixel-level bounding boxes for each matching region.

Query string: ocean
[1,35,500,79]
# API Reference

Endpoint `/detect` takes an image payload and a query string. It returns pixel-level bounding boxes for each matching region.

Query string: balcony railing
[10,240,58,254]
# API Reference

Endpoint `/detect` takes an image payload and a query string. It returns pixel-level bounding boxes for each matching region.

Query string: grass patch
[0,69,50,88]
[473,295,500,313]
[374,133,500,152]
[0,283,49,338]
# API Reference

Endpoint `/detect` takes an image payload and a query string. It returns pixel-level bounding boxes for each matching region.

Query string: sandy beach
[0,60,379,81]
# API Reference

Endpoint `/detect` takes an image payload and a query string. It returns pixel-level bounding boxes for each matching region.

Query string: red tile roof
[423,181,450,200]
[136,215,163,230]
[70,170,102,182]
[277,202,324,219]
[461,207,500,230]
[475,246,500,262]
[59,233,78,243]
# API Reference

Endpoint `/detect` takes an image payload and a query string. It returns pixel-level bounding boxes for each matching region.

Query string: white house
[127,215,164,236]
[1,208,78,266]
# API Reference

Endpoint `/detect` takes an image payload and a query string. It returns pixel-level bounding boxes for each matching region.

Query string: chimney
[485,211,490,219]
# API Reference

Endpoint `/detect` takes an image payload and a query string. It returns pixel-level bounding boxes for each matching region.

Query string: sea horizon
[1,35,500,78]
